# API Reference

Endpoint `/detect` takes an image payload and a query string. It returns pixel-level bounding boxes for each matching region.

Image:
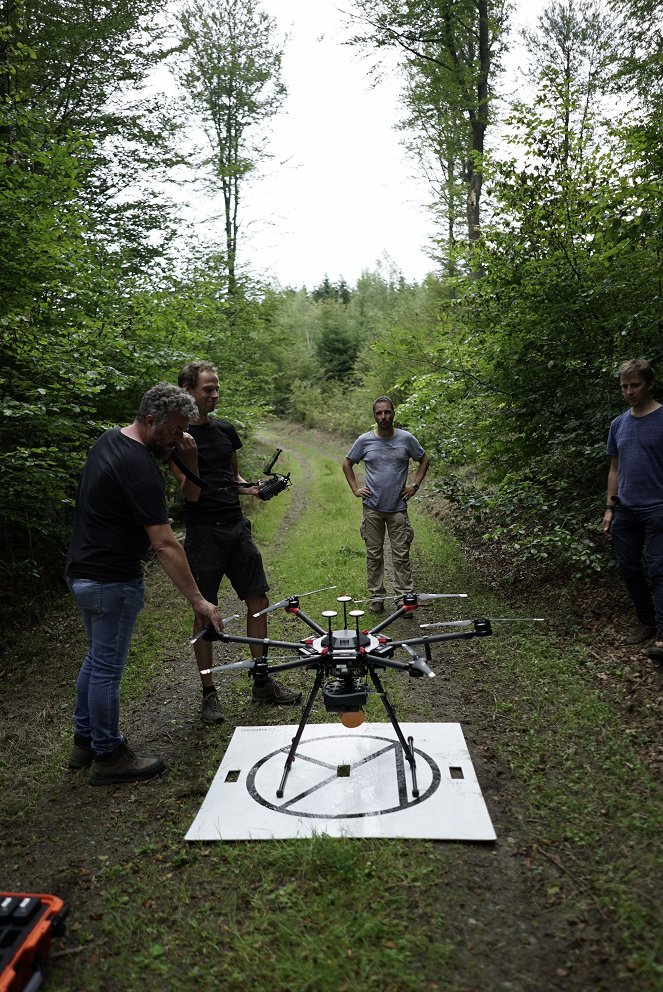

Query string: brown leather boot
[88,741,165,786]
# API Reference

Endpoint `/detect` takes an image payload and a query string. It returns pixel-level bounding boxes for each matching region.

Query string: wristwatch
[412,483,419,491]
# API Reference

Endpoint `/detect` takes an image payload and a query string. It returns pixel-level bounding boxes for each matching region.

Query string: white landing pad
[185,723,496,842]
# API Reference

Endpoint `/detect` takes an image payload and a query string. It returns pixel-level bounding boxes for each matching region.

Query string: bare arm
[343,457,371,498]
[603,456,619,536]
[401,452,430,500]
[145,523,222,632]
[232,451,261,498]
[168,432,202,503]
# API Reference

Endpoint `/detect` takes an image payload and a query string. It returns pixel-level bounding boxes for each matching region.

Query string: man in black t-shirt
[172,361,301,722]
[66,383,222,785]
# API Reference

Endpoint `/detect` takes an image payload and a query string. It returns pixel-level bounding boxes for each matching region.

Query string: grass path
[0,420,660,992]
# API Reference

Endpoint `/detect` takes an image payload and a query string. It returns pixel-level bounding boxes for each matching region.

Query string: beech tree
[177,0,286,295]
[350,0,509,263]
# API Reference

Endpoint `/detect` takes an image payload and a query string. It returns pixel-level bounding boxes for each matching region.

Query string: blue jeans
[67,577,144,755]
[611,505,663,627]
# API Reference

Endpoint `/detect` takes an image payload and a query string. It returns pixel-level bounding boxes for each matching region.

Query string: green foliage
[177,0,286,293]
[315,302,360,381]
[351,0,510,249]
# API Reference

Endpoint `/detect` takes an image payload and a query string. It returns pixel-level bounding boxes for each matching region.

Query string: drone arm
[194,625,308,652]
[288,608,327,636]
[362,652,412,674]
[389,623,493,651]
[368,609,407,634]
[264,653,324,675]
[224,634,310,652]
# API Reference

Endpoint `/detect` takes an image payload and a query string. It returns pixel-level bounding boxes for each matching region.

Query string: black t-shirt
[66,428,169,581]
[184,418,244,525]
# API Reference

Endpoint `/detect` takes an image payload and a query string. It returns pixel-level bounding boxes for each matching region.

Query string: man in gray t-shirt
[343,396,429,612]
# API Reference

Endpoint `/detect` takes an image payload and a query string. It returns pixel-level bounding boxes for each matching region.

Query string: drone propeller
[402,642,435,678]
[198,658,257,675]
[412,593,468,603]
[198,652,314,676]
[190,614,241,644]
[354,592,468,604]
[419,617,545,629]
[252,585,337,618]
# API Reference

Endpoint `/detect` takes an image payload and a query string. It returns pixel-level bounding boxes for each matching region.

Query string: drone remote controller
[257,448,291,501]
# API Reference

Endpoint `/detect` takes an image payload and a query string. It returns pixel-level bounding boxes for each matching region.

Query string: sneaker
[624,622,656,644]
[369,600,384,614]
[252,678,302,705]
[68,740,93,770]
[646,628,663,662]
[201,690,225,724]
[88,741,165,786]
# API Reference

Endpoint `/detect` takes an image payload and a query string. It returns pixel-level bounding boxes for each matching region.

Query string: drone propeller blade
[190,614,241,643]
[353,591,467,605]
[252,585,337,618]
[419,619,474,629]
[419,617,545,630]
[415,593,468,602]
[402,643,435,678]
[198,659,257,675]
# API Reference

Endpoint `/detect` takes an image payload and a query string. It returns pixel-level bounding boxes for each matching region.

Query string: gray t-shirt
[346,428,425,512]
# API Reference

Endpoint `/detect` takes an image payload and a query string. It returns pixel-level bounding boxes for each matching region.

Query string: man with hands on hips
[343,396,429,614]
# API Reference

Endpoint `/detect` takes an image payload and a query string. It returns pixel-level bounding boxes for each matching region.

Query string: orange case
[0,893,67,992]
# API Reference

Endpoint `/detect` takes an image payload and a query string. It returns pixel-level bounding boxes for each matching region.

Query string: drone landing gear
[276,665,419,800]
[368,666,419,798]
[277,668,326,798]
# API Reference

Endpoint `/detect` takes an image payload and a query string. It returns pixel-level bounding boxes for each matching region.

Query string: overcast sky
[184,1,546,291]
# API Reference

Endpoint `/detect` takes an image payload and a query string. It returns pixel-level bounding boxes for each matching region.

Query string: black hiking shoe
[646,628,663,663]
[624,622,656,644]
[68,739,93,770]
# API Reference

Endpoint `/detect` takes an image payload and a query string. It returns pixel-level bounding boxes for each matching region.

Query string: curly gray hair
[136,383,198,426]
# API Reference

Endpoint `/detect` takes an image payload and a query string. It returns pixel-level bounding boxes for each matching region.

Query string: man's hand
[354,485,372,498]
[401,484,418,501]
[237,481,262,497]
[195,600,224,635]
[602,510,614,537]
[173,431,198,467]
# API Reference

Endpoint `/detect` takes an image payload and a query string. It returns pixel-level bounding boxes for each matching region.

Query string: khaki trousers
[360,507,415,600]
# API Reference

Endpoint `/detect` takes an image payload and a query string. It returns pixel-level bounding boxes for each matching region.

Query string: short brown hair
[617,359,655,384]
[372,395,395,414]
[178,360,218,390]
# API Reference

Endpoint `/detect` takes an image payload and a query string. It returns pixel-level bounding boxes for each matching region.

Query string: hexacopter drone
[193,588,515,800]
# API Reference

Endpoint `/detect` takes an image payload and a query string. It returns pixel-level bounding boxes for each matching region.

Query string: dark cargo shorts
[184,517,269,604]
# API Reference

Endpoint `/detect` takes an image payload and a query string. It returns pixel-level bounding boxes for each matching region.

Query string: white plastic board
[185,722,496,841]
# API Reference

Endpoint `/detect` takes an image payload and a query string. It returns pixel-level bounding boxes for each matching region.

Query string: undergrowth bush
[437,471,609,581]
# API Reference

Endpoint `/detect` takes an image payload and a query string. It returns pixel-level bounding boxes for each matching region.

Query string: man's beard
[149,428,173,458]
